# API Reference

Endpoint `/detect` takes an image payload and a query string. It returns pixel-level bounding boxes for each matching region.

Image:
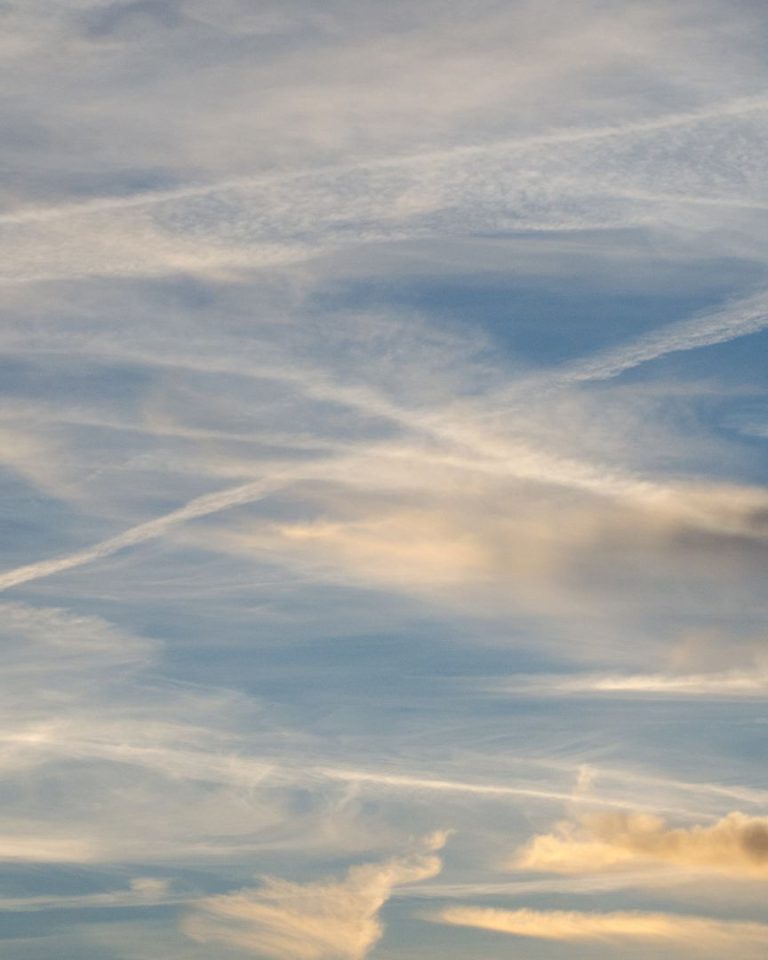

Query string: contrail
[0,93,765,227]
[0,475,291,592]
[492,291,768,401]
[561,291,768,384]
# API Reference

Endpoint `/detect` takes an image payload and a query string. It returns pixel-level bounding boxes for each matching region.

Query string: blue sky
[1,1,768,958]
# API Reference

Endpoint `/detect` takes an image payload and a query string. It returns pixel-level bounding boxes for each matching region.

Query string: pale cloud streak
[0,877,177,913]
[558,290,768,385]
[434,905,768,951]
[493,667,768,699]
[0,834,98,863]
[0,474,291,591]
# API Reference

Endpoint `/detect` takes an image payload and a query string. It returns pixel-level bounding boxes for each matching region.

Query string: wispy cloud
[183,834,445,960]
[0,834,98,863]
[557,290,768,385]
[0,879,181,914]
[433,905,768,951]
[493,668,768,699]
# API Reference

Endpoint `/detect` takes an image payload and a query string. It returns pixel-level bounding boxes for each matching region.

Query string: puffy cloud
[183,834,445,959]
[515,811,768,876]
[435,905,768,950]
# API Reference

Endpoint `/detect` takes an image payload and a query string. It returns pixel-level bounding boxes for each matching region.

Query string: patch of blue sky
[319,260,767,371]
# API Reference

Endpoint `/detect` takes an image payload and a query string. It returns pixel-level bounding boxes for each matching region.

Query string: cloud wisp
[183,834,446,960]
[558,290,768,386]
[434,905,768,952]
[492,667,768,699]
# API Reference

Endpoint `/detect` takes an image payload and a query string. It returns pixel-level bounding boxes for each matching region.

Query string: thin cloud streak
[560,291,768,385]
[492,669,768,699]
[313,768,706,818]
[0,881,181,913]
[433,905,768,950]
[0,474,291,592]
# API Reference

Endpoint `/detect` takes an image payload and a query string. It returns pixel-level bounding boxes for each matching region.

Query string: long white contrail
[491,290,768,399]
[0,475,290,592]
[561,291,768,384]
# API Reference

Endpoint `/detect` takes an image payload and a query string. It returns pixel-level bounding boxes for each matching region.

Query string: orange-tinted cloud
[435,905,768,951]
[183,834,445,960]
[516,811,768,876]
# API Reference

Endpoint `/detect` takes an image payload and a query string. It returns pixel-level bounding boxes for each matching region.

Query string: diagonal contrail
[0,475,291,592]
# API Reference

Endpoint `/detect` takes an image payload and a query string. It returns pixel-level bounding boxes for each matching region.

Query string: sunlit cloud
[183,834,446,960]
[434,905,768,951]
[516,811,768,876]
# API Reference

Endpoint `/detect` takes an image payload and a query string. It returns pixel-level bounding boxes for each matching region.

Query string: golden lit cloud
[516,811,768,876]
[435,905,768,950]
[183,834,445,960]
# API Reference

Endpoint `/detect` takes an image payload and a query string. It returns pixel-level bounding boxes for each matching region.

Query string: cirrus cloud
[183,833,446,960]
[434,905,768,952]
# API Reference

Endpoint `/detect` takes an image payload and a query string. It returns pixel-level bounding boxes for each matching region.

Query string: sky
[1,1,768,958]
